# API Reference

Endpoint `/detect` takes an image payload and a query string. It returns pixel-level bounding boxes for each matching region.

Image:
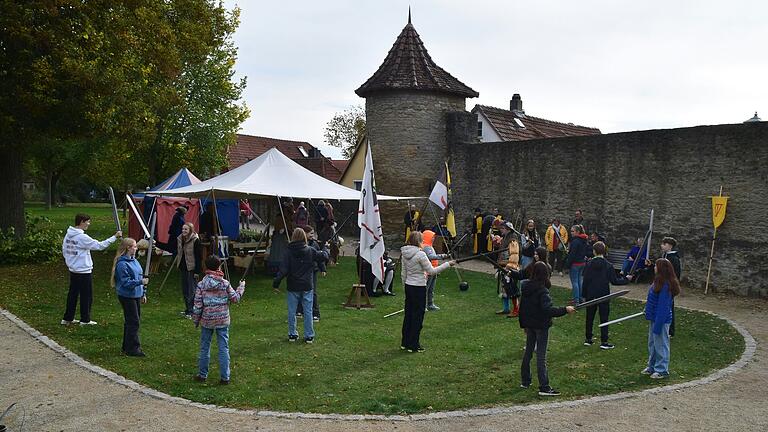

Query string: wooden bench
[605,248,628,271]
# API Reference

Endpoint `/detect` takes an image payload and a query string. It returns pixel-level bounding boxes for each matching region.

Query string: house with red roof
[473,94,601,142]
[229,134,345,182]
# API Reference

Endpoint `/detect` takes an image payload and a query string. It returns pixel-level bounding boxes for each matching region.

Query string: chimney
[510,94,523,113]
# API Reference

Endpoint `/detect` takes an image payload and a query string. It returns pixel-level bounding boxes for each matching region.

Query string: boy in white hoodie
[62,213,121,325]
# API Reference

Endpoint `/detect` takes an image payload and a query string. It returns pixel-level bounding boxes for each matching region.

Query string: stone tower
[355,13,478,237]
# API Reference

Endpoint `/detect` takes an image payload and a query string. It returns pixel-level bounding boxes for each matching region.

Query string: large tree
[324,105,365,159]
[0,0,248,236]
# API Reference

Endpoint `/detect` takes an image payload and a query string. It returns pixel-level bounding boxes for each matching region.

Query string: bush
[0,214,63,264]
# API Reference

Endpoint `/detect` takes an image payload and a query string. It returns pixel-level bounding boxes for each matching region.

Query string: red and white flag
[358,142,386,283]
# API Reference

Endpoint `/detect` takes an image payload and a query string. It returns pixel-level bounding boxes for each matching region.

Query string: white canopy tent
[146,147,418,201]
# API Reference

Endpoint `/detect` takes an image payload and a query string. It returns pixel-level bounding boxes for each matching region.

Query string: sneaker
[296,312,303,317]
[583,339,594,346]
[79,321,98,326]
[219,379,230,385]
[288,335,299,342]
[641,368,653,375]
[538,387,561,396]
[125,350,146,357]
[304,337,314,344]
[558,271,564,276]
[520,383,531,389]
[313,316,320,322]
[194,375,206,382]
[400,345,406,350]
[384,291,396,296]
[600,343,615,350]
[496,310,511,315]
[60,319,76,325]
[650,372,668,379]
[427,304,440,311]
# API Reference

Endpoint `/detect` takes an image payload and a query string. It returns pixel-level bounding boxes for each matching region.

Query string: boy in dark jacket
[519,262,576,396]
[295,226,329,321]
[273,228,329,343]
[582,241,629,349]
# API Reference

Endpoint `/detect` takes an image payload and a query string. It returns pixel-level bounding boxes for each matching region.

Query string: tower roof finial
[408,6,411,24]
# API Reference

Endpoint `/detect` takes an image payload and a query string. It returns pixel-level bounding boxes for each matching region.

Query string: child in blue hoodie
[111,238,148,357]
[643,258,681,379]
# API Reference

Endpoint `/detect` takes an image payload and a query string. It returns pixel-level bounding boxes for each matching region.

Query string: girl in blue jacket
[111,238,149,357]
[643,258,681,378]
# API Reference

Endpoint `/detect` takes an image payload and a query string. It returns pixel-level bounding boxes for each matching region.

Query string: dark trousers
[63,272,93,322]
[547,250,565,272]
[180,270,196,314]
[118,296,142,354]
[521,328,550,391]
[585,302,611,343]
[401,284,427,350]
[296,272,320,318]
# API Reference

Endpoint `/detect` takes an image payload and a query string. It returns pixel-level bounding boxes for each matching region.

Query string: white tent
[146,147,417,201]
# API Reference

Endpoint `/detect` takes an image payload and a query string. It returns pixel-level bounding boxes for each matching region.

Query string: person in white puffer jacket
[61,213,121,325]
[400,231,456,353]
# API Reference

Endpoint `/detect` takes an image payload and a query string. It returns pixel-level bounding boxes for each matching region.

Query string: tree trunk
[0,149,26,238]
[46,170,53,210]
[51,172,61,208]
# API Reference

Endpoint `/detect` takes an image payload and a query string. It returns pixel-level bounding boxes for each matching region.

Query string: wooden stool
[343,284,375,309]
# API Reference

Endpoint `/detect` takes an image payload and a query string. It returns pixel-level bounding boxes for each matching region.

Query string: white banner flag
[358,142,386,283]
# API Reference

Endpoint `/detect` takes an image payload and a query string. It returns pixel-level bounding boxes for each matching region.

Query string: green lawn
[0,204,745,414]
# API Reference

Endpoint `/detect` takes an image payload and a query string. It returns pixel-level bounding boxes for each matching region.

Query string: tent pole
[211,189,230,281]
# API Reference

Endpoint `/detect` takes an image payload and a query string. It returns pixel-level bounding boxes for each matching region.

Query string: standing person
[167,206,187,255]
[192,255,245,384]
[660,237,681,337]
[582,241,629,349]
[282,198,295,232]
[381,251,396,296]
[403,204,421,244]
[273,228,329,343]
[573,209,586,232]
[483,210,498,254]
[324,201,335,227]
[525,246,551,278]
[315,200,333,244]
[520,219,541,272]
[421,230,449,311]
[199,202,217,241]
[495,221,521,317]
[111,238,149,357]
[545,218,568,276]
[472,207,485,254]
[293,201,309,228]
[239,199,252,230]
[642,258,681,379]
[177,222,202,318]
[519,261,576,396]
[61,213,121,325]
[295,225,328,321]
[400,231,456,352]
[564,224,591,305]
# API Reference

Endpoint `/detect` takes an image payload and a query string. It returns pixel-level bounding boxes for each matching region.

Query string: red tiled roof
[330,159,349,173]
[473,105,601,141]
[229,134,343,182]
[355,19,478,98]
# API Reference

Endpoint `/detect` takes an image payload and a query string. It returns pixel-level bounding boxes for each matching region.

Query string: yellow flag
[711,196,728,229]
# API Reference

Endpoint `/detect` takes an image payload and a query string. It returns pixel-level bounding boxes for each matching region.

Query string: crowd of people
[58,201,683,395]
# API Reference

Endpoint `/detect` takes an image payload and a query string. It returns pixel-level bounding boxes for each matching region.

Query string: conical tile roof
[355,18,478,98]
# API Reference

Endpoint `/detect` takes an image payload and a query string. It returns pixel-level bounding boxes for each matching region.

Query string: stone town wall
[446,115,768,296]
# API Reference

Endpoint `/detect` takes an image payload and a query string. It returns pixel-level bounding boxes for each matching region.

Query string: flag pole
[704,186,723,294]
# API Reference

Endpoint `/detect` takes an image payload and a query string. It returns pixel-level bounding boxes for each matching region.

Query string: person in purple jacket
[192,255,245,384]
[642,258,681,379]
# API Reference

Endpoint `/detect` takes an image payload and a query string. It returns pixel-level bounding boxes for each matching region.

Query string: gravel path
[1,257,766,431]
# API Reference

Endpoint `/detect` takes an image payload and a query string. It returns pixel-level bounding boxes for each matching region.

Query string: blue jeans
[647,323,671,375]
[569,265,584,303]
[198,326,230,381]
[521,328,550,391]
[426,275,437,307]
[287,291,314,338]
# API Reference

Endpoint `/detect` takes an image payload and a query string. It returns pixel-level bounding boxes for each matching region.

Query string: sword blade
[575,289,630,310]
[108,187,121,231]
[126,194,151,238]
[144,213,157,279]
[599,311,645,328]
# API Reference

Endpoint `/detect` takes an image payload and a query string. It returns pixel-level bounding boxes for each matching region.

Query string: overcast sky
[224,0,767,159]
